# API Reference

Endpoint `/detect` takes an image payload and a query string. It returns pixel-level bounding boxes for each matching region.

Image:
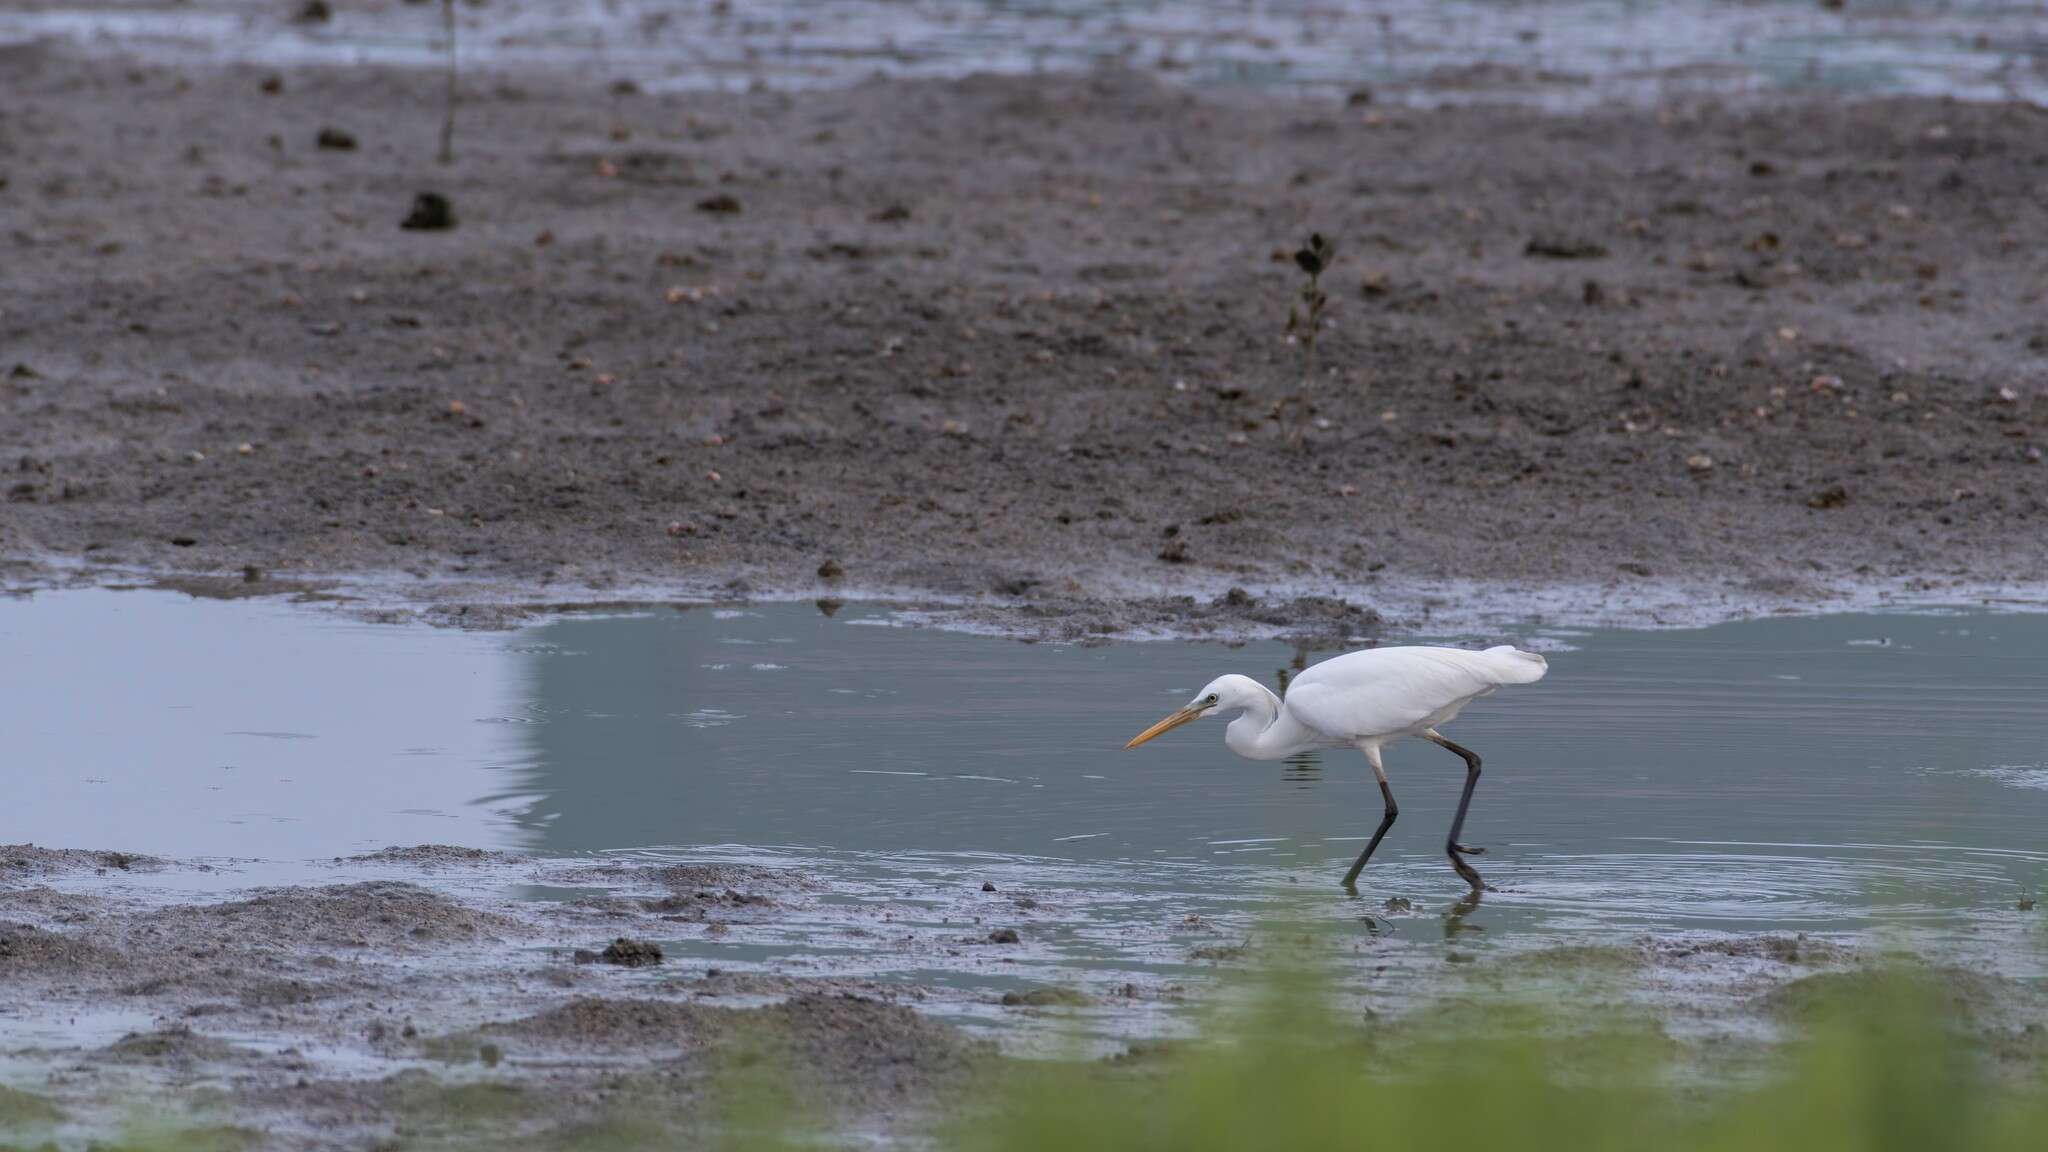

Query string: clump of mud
[600,938,664,967]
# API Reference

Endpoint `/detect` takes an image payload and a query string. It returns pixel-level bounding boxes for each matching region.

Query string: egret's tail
[1481,645,1549,684]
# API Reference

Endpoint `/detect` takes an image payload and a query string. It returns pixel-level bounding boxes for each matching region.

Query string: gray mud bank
[4,47,2048,640]
[3,844,2044,1148]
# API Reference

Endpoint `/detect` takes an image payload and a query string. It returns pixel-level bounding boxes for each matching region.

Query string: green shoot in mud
[440,0,459,164]
[1283,232,1334,442]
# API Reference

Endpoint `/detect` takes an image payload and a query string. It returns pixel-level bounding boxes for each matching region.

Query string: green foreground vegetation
[10,953,2045,1151]
[942,969,2048,1152]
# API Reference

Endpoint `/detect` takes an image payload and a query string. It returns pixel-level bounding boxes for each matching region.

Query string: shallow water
[4,0,2045,107]
[6,588,2045,957]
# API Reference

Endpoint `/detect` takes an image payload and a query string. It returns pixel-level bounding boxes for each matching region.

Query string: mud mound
[132,882,525,951]
[0,885,111,920]
[0,921,125,976]
[649,864,818,895]
[483,990,979,1082]
[1650,933,1853,966]
[341,845,515,867]
[484,997,719,1049]
[0,844,161,877]
[102,1026,250,1065]
[1759,966,2004,1024]
[753,993,987,1104]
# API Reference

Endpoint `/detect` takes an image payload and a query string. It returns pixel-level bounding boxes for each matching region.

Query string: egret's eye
[1204,694,1219,705]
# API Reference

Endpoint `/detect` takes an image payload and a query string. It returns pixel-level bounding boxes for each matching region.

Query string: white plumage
[1124,644,1548,892]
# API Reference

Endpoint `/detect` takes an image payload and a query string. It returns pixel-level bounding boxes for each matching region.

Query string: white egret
[1124,645,1548,891]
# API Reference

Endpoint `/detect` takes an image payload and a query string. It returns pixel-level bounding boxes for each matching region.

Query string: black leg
[1423,730,1489,891]
[1341,778,1398,890]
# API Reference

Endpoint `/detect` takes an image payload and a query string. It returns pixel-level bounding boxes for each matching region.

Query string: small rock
[696,193,743,215]
[981,881,997,892]
[400,192,456,231]
[599,938,663,967]
[1383,897,1412,913]
[293,0,332,24]
[478,1043,502,1068]
[571,949,600,965]
[1582,279,1605,306]
[241,565,265,583]
[817,558,844,580]
[259,74,284,94]
[871,203,912,223]
[1686,453,1715,472]
[236,442,255,456]
[447,400,466,416]
[170,536,197,547]
[988,928,1020,944]
[315,127,358,151]
[1157,538,1189,564]
[1807,485,1849,510]
[8,363,40,380]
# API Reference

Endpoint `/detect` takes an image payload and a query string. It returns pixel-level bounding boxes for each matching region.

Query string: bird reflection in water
[1280,750,1322,788]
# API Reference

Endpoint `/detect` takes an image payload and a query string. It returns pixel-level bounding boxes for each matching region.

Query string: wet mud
[3,47,2046,638]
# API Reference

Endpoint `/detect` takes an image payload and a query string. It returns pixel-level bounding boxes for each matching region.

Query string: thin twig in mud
[1283,232,1334,445]
[439,0,458,165]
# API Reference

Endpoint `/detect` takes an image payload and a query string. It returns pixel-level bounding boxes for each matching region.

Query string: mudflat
[3,44,2046,625]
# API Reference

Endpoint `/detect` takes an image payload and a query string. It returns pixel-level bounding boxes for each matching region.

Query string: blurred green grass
[939,959,2047,1152]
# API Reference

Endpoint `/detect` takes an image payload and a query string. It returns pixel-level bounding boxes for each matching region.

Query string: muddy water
[3,588,2046,1027]
[3,0,2044,107]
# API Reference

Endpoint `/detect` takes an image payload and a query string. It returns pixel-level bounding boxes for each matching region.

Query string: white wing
[1281,646,1547,743]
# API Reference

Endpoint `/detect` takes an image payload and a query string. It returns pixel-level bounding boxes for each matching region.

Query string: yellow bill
[1124,706,1202,749]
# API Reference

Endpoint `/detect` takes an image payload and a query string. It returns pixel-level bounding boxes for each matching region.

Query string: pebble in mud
[599,938,664,967]
[987,928,1020,944]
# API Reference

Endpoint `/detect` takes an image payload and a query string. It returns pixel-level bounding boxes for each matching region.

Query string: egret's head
[1124,674,1267,749]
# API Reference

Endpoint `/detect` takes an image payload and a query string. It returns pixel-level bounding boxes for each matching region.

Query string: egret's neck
[1222,683,1297,761]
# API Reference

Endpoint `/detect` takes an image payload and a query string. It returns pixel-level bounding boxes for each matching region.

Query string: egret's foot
[1448,853,1486,891]
[1453,843,1486,856]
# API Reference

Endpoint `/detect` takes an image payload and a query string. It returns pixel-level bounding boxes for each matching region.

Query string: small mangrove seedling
[1282,232,1335,442]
